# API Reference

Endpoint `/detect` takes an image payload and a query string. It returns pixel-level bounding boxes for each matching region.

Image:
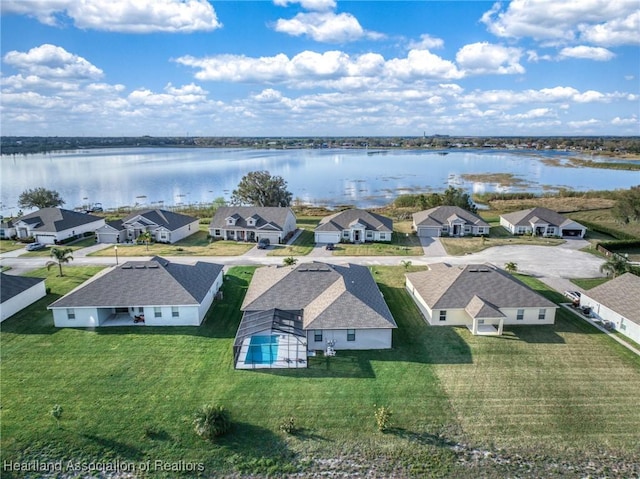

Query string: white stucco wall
[306,328,393,350]
[1,281,47,322]
[144,305,201,326]
[52,307,106,327]
[156,220,199,243]
[580,294,640,345]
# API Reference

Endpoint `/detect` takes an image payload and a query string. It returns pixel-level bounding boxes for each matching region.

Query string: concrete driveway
[419,236,447,257]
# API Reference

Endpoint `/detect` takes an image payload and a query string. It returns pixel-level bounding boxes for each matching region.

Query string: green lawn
[570,277,611,290]
[332,233,423,256]
[89,231,254,257]
[7,237,99,257]
[268,229,315,256]
[1,266,639,477]
[0,239,27,254]
[441,233,565,256]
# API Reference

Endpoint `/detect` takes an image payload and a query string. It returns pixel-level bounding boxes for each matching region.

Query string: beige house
[405,263,557,335]
[412,206,489,237]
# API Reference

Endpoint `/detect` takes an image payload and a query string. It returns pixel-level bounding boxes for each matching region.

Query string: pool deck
[236,334,308,369]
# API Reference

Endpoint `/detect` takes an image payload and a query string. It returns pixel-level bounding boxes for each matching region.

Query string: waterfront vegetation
[1,266,639,477]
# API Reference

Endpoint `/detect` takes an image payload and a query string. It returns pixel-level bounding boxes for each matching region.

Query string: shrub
[374,405,392,432]
[50,404,63,427]
[193,404,231,440]
[279,416,297,435]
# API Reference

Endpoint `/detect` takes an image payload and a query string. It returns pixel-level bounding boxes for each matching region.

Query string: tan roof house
[314,209,393,244]
[500,207,586,238]
[406,263,557,335]
[209,206,296,244]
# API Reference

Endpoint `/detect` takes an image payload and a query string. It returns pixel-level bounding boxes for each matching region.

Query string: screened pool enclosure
[234,309,308,369]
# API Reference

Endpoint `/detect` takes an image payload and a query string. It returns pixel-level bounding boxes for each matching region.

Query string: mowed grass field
[1,266,639,477]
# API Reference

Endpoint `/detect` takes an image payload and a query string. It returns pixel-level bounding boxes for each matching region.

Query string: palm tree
[46,247,74,277]
[599,255,628,278]
[504,261,518,273]
[138,231,153,251]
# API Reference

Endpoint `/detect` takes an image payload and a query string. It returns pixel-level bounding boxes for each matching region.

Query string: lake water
[1,147,638,215]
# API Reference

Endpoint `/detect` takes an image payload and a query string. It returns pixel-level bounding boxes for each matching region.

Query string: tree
[46,247,74,277]
[504,261,518,273]
[193,404,232,440]
[441,186,478,214]
[231,171,292,207]
[137,231,153,251]
[600,255,628,278]
[283,256,298,266]
[18,187,65,209]
[612,186,640,224]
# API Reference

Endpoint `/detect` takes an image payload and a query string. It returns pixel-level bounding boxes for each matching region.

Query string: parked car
[257,238,270,249]
[325,243,335,251]
[563,290,581,302]
[25,242,45,251]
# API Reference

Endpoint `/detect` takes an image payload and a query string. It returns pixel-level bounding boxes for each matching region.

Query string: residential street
[1,239,604,292]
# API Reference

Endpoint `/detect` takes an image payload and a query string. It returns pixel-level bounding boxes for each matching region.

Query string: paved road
[1,238,603,281]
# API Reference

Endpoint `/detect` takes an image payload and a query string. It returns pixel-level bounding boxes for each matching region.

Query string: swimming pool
[245,335,279,364]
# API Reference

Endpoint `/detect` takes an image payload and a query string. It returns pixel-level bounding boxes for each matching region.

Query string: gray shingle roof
[119,209,197,231]
[315,209,393,233]
[413,206,489,227]
[582,273,640,325]
[210,206,294,231]
[48,257,222,308]
[406,263,556,310]
[1,273,45,303]
[17,208,103,232]
[241,262,396,330]
[501,207,585,229]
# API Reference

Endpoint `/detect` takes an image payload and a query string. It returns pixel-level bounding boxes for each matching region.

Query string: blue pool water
[245,335,279,364]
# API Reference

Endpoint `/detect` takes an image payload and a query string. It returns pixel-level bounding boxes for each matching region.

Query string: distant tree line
[394,186,478,213]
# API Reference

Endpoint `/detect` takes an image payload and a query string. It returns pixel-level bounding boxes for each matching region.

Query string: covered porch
[465,295,505,336]
[224,229,257,242]
[101,312,147,327]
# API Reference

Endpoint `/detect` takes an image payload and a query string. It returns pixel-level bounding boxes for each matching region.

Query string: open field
[570,277,611,290]
[567,208,640,240]
[485,197,616,215]
[1,266,639,477]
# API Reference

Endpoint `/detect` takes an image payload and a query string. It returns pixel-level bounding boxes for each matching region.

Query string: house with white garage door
[48,256,223,327]
[314,209,393,244]
[500,207,586,238]
[405,263,557,335]
[13,208,105,244]
[579,273,640,345]
[209,207,296,244]
[412,206,489,237]
[96,209,199,244]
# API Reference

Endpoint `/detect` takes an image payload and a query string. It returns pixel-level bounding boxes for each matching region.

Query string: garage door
[561,229,584,237]
[315,232,340,244]
[36,234,57,244]
[417,227,440,237]
[257,232,282,244]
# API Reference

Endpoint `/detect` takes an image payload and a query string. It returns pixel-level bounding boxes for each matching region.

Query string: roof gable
[583,273,640,325]
[413,206,488,228]
[316,209,393,233]
[17,208,103,233]
[122,209,197,231]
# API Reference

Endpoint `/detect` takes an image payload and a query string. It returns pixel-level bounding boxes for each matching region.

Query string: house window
[347,329,356,341]
[538,309,546,320]
[214,229,221,236]
[343,231,350,238]
[380,233,387,240]
[439,310,447,322]
[366,231,373,239]
[138,307,144,313]
[517,309,524,320]
[67,308,75,320]
[314,330,323,342]
[620,319,626,331]
[154,307,162,318]
[172,307,179,318]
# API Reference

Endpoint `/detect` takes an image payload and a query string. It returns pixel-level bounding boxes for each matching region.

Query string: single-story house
[579,273,640,345]
[1,272,47,322]
[500,207,587,238]
[13,208,105,244]
[96,209,199,244]
[235,262,397,368]
[405,263,557,335]
[48,256,223,327]
[0,218,16,239]
[314,209,393,244]
[209,206,296,244]
[412,206,490,237]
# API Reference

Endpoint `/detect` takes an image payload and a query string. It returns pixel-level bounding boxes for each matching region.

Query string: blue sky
[1,0,638,136]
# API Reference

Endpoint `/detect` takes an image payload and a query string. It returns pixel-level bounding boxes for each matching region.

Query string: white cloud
[456,42,524,75]
[0,0,221,33]
[611,115,638,126]
[408,34,445,50]
[579,11,640,46]
[481,0,639,46]
[176,49,463,86]
[274,11,383,42]
[273,0,336,11]
[3,44,103,80]
[558,46,615,61]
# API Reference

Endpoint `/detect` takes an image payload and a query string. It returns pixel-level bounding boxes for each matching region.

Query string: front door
[354,230,361,242]
[453,225,460,236]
